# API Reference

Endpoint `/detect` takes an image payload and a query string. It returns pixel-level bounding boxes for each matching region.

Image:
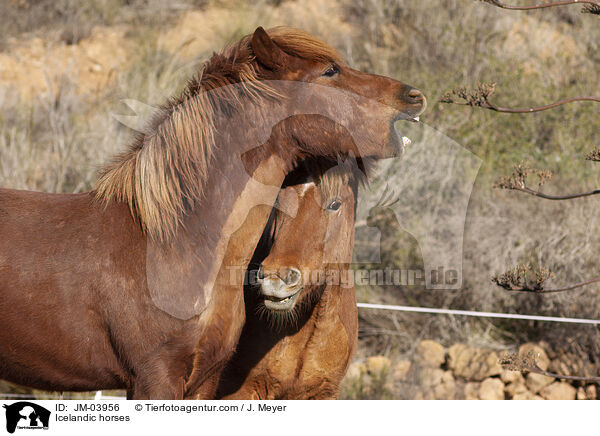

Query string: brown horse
[0,27,425,399]
[216,161,360,399]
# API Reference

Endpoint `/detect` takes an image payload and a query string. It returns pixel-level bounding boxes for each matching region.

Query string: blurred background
[0,0,599,400]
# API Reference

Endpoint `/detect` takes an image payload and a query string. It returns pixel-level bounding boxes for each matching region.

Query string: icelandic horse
[217,161,362,399]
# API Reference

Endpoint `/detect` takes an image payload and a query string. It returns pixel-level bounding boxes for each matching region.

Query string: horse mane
[94,27,343,242]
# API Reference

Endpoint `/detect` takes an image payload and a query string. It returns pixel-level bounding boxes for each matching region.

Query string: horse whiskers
[253,286,325,333]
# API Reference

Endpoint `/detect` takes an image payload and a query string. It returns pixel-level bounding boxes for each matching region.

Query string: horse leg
[185,285,245,399]
[129,332,197,400]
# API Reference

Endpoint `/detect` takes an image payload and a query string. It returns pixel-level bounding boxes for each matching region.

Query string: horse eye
[326,199,342,211]
[322,65,340,77]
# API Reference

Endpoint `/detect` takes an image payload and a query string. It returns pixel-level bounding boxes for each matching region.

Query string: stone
[526,373,554,393]
[479,378,504,400]
[416,340,445,368]
[500,369,524,384]
[434,377,456,400]
[430,371,456,400]
[418,367,444,388]
[519,343,550,371]
[447,344,502,381]
[586,384,597,400]
[464,382,480,400]
[392,360,411,382]
[441,371,454,384]
[505,381,528,398]
[577,387,586,400]
[513,391,544,400]
[365,356,391,376]
[540,382,576,400]
[549,352,594,380]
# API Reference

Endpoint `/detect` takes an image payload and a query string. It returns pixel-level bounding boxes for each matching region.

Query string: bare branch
[480,0,600,15]
[492,263,600,293]
[500,352,600,383]
[495,161,600,200]
[441,82,600,113]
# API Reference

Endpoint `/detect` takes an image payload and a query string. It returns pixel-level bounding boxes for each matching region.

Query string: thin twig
[500,276,600,293]
[480,0,600,14]
[495,161,600,200]
[501,352,600,383]
[492,263,600,293]
[481,96,600,114]
[441,83,600,113]
[507,185,600,200]
[531,364,600,383]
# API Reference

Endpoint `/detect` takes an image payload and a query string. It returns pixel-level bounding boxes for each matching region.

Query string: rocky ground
[341,341,598,400]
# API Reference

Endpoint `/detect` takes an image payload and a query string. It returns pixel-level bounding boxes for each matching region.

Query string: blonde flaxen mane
[95,27,343,242]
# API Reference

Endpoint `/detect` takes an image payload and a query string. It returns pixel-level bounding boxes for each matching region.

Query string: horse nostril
[407,88,424,103]
[284,268,301,287]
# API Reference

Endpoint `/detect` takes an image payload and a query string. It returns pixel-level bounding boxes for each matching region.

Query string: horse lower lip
[265,294,294,303]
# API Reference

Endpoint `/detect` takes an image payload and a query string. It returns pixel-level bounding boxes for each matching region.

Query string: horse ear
[251,26,286,70]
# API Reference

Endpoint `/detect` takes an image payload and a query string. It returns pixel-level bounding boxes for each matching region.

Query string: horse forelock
[94,27,344,242]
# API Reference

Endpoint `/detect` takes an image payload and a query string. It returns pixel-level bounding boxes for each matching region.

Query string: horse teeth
[414,116,420,122]
[402,136,411,147]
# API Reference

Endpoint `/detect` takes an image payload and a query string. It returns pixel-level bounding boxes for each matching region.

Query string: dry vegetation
[1,0,599,399]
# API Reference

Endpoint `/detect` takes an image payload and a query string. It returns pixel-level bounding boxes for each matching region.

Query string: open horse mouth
[392,114,421,154]
[262,287,302,311]
[259,274,303,311]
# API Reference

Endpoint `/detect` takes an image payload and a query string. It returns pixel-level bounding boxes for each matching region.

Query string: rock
[576,383,598,401]
[549,352,595,380]
[447,344,502,381]
[586,385,597,400]
[464,382,480,400]
[392,360,411,382]
[540,382,576,400]
[505,380,528,398]
[519,343,550,371]
[413,390,425,400]
[418,367,444,388]
[526,373,554,393]
[441,371,454,384]
[513,391,544,400]
[366,356,391,376]
[500,369,524,384]
[416,340,445,368]
[434,372,456,400]
[479,378,504,400]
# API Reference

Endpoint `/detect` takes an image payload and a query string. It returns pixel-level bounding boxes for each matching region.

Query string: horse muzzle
[257,266,303,311]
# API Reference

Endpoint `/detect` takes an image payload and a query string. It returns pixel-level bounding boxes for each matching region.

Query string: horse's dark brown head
[256,169,356,320]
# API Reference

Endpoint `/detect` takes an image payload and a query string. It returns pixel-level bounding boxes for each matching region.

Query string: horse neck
[141,95,303,321]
